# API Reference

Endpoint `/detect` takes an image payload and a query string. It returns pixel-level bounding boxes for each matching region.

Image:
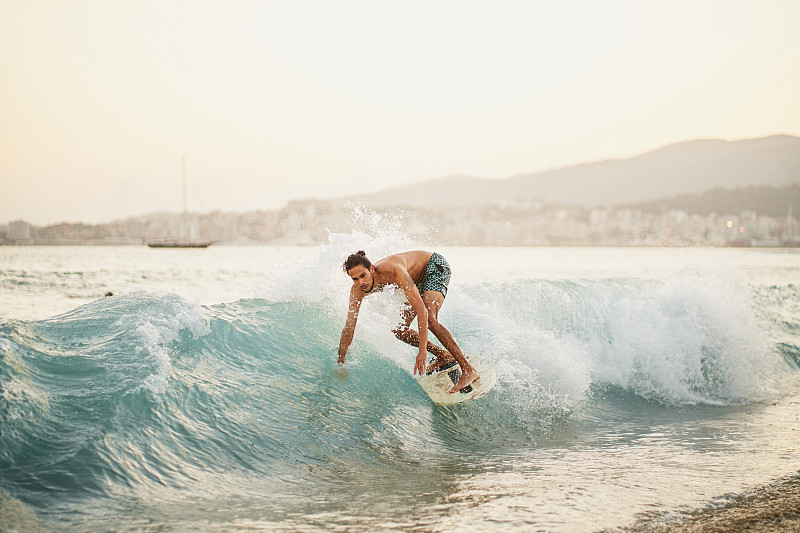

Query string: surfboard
[418,353,497,405]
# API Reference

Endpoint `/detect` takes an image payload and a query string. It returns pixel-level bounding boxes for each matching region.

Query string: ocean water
[1,235,799,531]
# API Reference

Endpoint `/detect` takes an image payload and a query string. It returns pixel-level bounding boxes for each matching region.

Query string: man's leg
[392,304,451,362]
[422,291,480,393]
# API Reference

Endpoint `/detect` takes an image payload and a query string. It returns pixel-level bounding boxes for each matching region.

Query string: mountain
[344,134,800,207]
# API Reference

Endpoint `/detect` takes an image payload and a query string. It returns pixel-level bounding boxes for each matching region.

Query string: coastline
[617,471,800,532]
[2,240,800,248]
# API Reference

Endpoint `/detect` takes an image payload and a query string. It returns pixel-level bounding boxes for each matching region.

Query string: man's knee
[428,316,444,336]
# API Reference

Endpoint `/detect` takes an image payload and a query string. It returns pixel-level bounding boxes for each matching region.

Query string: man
[337,250,479,393]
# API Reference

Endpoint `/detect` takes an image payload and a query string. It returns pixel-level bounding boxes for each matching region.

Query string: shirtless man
[337,250,479,393]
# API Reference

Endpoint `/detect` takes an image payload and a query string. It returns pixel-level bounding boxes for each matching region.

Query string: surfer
[338,250,479,393]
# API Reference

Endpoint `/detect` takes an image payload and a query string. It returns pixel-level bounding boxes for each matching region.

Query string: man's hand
[414,350,427,376]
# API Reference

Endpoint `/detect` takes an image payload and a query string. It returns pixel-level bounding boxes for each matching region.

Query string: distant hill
[344,134,800,207]
[623,183,800,217]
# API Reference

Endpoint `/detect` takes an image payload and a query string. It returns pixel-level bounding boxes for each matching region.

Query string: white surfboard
[418,353,497,405]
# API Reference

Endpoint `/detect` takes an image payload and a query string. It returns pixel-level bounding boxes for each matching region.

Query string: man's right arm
[337,286,362,364]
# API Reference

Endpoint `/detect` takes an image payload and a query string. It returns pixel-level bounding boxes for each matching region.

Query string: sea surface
[1,234,799,531]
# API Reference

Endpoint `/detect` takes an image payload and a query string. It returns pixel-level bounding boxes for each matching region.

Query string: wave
[1,245,798,515]
[464,274,791,406]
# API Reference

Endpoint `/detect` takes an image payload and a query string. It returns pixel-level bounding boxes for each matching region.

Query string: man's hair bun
[343,251,372,272]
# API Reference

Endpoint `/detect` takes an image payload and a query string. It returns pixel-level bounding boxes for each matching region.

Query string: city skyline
[3,189,797,248]
[2,0,800,225]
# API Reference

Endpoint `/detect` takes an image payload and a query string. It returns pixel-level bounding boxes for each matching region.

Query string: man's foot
[425,354,455,374]
[448,367,479,393]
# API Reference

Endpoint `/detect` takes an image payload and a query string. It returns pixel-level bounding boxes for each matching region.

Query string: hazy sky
[2,0,799,224]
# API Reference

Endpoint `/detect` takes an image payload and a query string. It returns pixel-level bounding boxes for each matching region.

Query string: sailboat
[147,157,213,248]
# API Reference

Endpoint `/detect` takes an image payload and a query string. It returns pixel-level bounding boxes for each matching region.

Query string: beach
[622,472,800,532]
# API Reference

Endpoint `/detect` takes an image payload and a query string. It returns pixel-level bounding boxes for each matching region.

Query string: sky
[1,0,799,225]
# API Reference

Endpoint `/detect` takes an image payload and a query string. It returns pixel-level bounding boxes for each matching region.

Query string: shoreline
[617,471,800,532]
[3,241,800,249]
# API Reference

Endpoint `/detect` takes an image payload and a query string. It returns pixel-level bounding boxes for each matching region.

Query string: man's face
[348,265,374,293]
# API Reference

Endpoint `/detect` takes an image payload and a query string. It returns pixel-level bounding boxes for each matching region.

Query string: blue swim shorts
[416,252,451,297]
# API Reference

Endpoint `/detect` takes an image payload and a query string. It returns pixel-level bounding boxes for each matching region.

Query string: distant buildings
[2,202,798,247]
[7,220,31,242]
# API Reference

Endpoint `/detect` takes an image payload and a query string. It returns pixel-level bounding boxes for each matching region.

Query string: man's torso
[374,250,433,285]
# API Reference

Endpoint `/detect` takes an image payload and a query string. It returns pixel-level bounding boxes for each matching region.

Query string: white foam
[425,269,787,408]
[446,284,593,416]
[588,273,779,404]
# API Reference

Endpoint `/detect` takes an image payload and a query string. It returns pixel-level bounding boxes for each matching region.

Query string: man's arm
[396,270,429,376]
[338,286,363,364]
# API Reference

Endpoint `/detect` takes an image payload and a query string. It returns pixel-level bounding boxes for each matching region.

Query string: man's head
[343,251,375,292]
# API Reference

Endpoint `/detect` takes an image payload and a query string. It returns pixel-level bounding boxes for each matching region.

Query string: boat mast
[182,155,188,215]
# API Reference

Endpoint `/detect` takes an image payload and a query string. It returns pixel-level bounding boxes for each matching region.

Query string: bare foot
[425,353,455,374]
[449,367,480,393]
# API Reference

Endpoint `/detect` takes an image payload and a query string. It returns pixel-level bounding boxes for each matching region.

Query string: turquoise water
[1,239,799,531]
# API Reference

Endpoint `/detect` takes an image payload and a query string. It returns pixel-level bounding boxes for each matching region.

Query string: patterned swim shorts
[416,252,451,297]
